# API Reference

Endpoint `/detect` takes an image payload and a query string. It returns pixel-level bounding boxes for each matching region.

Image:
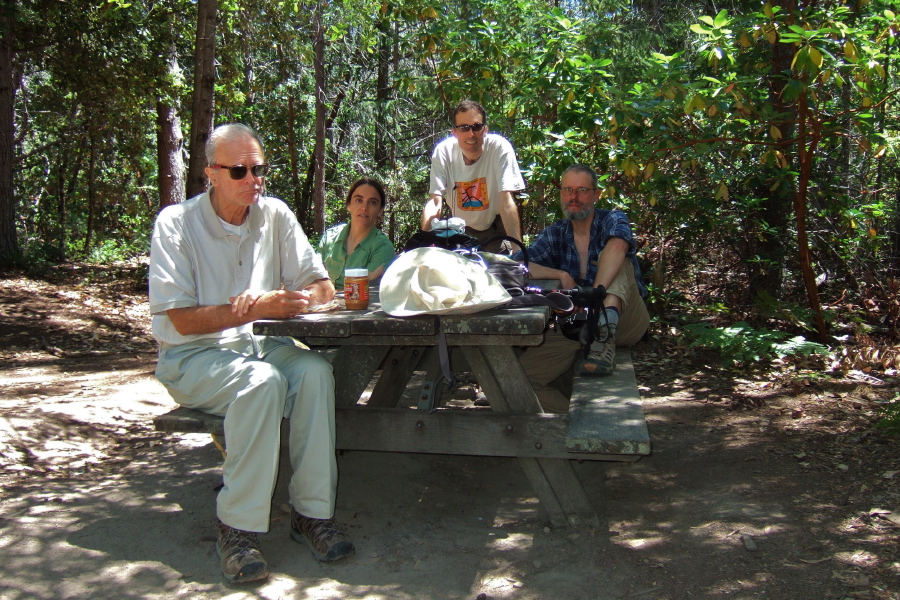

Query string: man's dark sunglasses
[210,163,271,180]
[453,123,485,133]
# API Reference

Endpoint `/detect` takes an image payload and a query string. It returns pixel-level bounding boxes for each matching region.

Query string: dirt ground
[1,263,899,600]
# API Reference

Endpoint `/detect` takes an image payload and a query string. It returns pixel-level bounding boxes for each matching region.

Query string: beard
[563,206,593,221]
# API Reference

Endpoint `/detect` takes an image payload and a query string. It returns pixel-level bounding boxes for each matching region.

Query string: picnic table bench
[153,295,650,528]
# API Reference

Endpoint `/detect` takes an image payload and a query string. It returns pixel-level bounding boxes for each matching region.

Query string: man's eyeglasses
[453,123,485,133]
[210,163,271,180]
[561,186,596,195]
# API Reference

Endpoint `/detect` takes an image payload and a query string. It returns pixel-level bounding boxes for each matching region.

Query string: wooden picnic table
[249,290,644,528]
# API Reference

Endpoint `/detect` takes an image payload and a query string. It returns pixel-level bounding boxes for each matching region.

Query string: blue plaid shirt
[514,209,647,297]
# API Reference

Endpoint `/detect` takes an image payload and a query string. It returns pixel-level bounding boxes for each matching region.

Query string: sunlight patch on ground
[608,518,668,551]
[616,534,667,551]
[172,434,219,449]
[475,574,525,596]
[295,582,406,600]
[491,496,540,527]
[704,570,774,596]
[836,548,880,567]
[0,365,62,385]
[486,532,533,553]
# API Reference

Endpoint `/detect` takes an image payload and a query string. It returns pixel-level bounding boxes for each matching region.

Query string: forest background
[0,0,899,383]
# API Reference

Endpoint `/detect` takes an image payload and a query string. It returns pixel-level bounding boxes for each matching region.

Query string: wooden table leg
[462,345,600,528]
[367,346,426,408]
[330,345,390,407]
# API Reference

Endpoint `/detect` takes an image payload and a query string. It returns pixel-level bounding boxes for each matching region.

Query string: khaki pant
[156,334,337,532]
[519,260,650,413]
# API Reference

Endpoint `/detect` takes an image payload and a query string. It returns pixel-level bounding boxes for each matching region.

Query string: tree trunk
[287,94,303,215]
[794,90,827,341]
[277,44,303,217]
[54,153,67,258]
[186,0,217,199]
[893,167,900,276]
[85,134,96,255]
[56,134,85,260]
[746,8,795,298]
[374,18,391,170]
[0,0,18,265]
[157,99,186,210]
[312,0,326,234]
[301,84,347,231]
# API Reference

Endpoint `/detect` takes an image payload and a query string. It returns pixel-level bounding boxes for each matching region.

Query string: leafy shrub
[875,394,900,436]
[20,237,64,267]
[754,290,830,333]
[683,321,829,366]
[85,239,149,264]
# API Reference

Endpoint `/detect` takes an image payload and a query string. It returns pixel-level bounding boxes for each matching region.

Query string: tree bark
[85,134,96,255]
[746,3,795,298]
[277,44,302,217]
[312,0,326,234]
[54,152,67,258]
[301,84,347,231]
[157,99,185,210]
[374,18,391,170]
[795,90,827,341]
[186,0,217,199]
[157,12,185,210]
[0,0,18,265]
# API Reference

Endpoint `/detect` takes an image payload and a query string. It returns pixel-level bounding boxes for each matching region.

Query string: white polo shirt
[149,190,328,347]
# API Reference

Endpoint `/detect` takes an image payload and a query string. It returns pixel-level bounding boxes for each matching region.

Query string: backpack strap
[480,234,529,264]
[506,291,574,313]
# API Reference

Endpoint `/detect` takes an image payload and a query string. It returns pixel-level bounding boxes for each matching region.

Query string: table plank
[440,306,549,335]
[304,334,545,346]
[255,310,437,338]
[153,406,639,463]
[334,408,637,462]
[351,313,436,336]
[255,315,353,337]
[566,350,651,455]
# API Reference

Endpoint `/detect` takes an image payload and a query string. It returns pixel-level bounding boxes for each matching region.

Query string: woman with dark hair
[317,177,396,288]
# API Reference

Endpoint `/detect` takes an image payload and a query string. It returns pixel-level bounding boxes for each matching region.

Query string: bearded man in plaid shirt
[515,164,650,413]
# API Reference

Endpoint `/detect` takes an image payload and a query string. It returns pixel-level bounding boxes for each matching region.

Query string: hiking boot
[216,520,269,583]
[579,336,617,376]
[290,507,355,562]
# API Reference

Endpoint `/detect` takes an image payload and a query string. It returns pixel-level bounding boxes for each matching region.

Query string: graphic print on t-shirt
[454,177,489,212]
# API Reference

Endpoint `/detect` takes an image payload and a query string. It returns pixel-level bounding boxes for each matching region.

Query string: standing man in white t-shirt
[420,100,526,253]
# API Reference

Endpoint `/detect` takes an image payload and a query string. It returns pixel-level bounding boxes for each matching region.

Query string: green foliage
[875,393,900,436]
[84,237,149,265]
[5,0,900,346]
[683,321,829,366]
[753,290,831,333]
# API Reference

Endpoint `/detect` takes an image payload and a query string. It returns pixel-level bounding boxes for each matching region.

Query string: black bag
[455,236,576,313]
[454,235,530,293]
[479,251,528,290]
[402,228,480,252]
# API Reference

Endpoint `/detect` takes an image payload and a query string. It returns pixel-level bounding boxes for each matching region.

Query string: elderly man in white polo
[149,123,354,583]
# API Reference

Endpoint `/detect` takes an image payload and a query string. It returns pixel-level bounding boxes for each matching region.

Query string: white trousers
[156,334,337,532]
